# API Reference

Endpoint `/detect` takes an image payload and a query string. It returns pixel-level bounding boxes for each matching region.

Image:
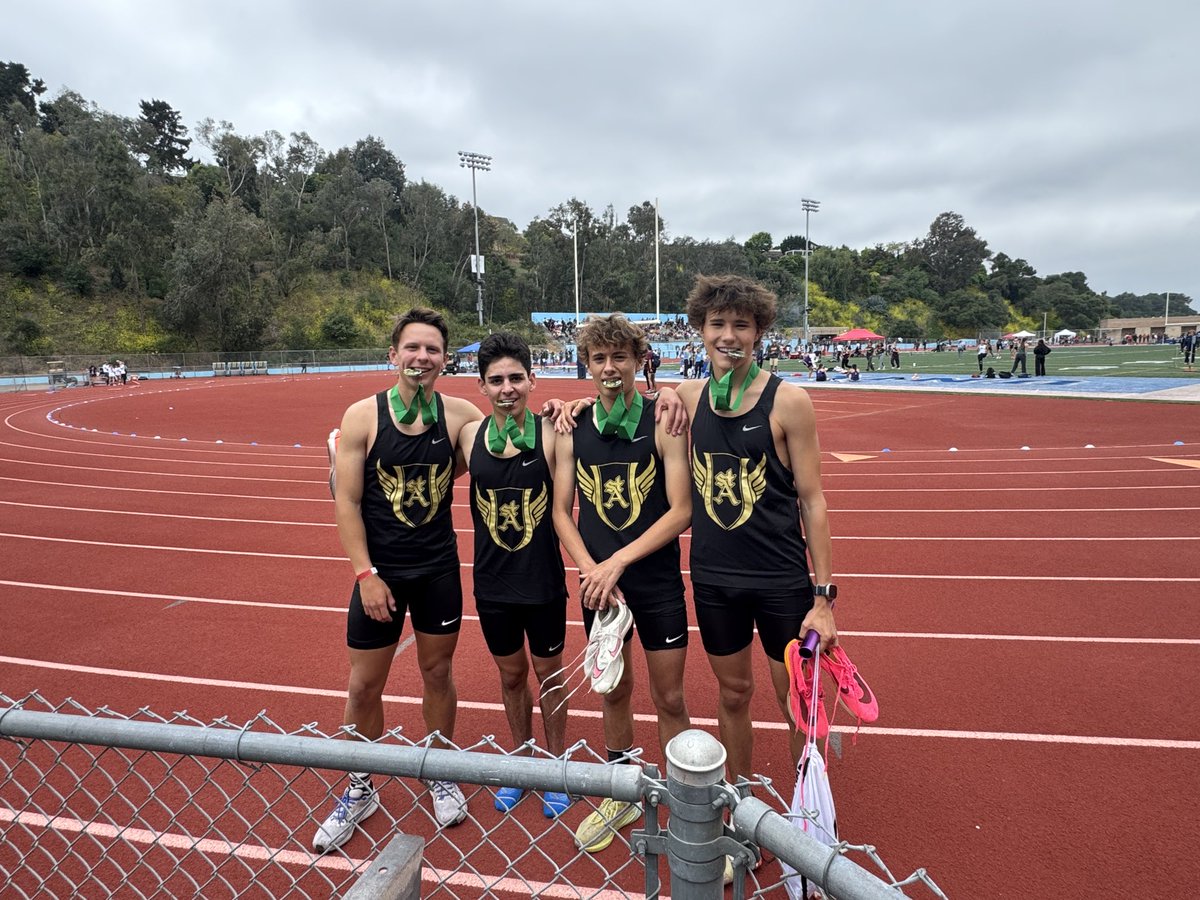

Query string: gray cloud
[13,0,1199,302]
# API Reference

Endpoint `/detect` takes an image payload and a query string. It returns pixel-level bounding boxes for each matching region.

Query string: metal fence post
[664,729,728,899]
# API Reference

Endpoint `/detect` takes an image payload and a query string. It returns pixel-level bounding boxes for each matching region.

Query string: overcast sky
[13,0,1200,305]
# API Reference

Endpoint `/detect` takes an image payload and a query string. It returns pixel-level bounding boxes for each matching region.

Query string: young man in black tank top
[675,275,838,783]
[552,314,692,854]
[457,333,572,819]
[314,308,485,852]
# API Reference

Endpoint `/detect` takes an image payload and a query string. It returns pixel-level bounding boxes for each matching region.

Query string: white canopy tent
[1054,329,1077,339]
[1011,330,1037,339]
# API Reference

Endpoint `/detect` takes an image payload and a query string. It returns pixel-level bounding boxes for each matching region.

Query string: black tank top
[361,391,458,576]
[468,415,566,605]
[572,396,684,599]
[689,375,809,588]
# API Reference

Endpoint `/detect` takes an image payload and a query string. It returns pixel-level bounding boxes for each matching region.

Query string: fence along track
[0,692,946,898]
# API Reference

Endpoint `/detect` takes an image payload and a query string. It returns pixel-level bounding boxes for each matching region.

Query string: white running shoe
[312,783,379,853]
[423,779,468,827]
[587,603,633,695]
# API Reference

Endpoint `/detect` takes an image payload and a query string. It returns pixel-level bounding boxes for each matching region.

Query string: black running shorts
[477,595,568,659]
[581,586,688,653]
[692,581,814,663]
[346,567,463,650]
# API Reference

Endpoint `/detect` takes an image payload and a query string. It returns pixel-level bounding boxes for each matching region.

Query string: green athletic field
[770,343,1198,379]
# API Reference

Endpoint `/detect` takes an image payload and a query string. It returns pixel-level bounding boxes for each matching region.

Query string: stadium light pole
[801,198,820,349]
[572,217,580,325]
[458,150,491,326]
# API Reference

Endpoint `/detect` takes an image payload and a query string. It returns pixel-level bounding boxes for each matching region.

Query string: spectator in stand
[1033,339,1051,376]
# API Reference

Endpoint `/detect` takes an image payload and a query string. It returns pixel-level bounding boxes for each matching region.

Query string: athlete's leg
[768,656,804,766]
[344,645,398,740]
[531,652,568,755]
[600,643,636,753]
[494,649,534,748]
[413,630,460,742]
[705,646,756,781]
[643,647,690,758]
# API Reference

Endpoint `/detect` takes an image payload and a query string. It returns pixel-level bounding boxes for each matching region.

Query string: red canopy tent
[832,328,885,342]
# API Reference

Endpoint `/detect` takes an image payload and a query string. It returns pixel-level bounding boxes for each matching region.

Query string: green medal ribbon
[486,413,536,453]
[595,390,644,440]
[709,363,761,412]
[388,384,437,426]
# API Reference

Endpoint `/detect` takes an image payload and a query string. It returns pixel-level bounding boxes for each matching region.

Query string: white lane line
[5,499,1198,524]
[0,456,319,485]
[0,500,333,528]
[828,484,1199,493]
[0,810,645,899]
[0,438,317,470]
[3,656,1197,750]
[831,507,1200,513]
[0,810,369,873]
[823,466,1200,478]
[0,476,328,503]
[6,582,1200,650]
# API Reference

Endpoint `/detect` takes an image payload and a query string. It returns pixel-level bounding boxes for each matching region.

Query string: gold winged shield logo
[475,483,548,552]
[377,460,454,528]
[692,450,767,531]
[577,458,657,531]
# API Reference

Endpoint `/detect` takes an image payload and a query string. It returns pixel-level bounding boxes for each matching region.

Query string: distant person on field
[977,341,989,372]
[1033,339,1051,376]
[1181,331,1196,370]
[1011,339,1028,375]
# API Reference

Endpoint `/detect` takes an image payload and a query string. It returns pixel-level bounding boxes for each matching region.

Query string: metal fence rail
[0,693,947,899]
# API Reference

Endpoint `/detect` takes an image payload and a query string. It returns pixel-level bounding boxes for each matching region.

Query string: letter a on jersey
[692,451,767,531]
[377,461,454,527]
[577,459,656,531]
[475,484,548,551]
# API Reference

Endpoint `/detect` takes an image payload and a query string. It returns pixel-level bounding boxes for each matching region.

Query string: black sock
[349,772,373,792]
[607,747,634,764]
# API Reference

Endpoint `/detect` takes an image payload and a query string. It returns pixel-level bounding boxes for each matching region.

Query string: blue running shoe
[542,791,572,818]
[494,786,524,812]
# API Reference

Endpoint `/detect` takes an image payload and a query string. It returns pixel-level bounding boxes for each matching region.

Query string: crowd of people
[316,278,842,880]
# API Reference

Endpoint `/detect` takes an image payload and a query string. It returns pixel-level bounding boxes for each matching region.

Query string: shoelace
[428,781,456,800]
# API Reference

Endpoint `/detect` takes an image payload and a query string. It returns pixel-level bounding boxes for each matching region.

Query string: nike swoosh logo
[631,435,648,442]
[441,616,460,626]
[664,634,684,644]
[522,458,537,466]
[547,642,564,654]
[431,437,446,444]
[742,424,764,432]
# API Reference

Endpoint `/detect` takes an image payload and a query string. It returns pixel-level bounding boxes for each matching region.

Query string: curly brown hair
[575,314,649,364]
[685,274,777,338]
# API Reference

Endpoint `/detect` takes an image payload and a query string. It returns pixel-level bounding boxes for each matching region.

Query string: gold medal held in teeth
[402,368,424,377]
[601,378,623,389]
[722,349,745,359]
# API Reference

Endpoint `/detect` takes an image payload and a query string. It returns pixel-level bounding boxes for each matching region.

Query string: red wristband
[355,566,378,582]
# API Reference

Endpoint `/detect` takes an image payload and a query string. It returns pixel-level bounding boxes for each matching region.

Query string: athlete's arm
[540,415,557,472]
[442,395,484,479]
[551,430,598,596]
[457,420,482,474]
[651,386,689,436]
[334,397,396,623]
[579,419,692,609]
[775,383,838,651]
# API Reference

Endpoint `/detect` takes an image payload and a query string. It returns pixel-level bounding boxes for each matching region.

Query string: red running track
[1,374,1199,898]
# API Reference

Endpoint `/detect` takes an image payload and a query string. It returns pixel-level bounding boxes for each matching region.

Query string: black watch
[812,582,837,601]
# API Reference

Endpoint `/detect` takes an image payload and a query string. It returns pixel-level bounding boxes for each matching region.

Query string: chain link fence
[0,692,947,899]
